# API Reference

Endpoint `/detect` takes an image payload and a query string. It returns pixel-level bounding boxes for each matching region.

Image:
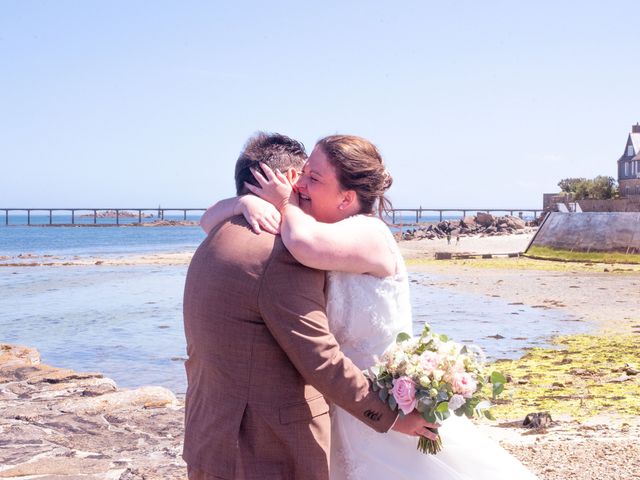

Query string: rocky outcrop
[0,344,186,479]
[397,213,538,241]
[79,211,154,218]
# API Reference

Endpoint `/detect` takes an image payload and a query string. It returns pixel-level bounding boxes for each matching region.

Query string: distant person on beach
[182,133,431,480]
[201,133,539,479]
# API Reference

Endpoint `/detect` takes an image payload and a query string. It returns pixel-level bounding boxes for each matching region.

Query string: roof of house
[631,133,640,156]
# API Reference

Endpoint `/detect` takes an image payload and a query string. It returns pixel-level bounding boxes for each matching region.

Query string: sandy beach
[2,233,639,479]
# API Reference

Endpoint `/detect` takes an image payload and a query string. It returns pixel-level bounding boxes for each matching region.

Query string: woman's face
[296,146,349,223]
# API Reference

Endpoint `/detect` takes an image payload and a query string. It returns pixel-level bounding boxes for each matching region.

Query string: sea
[0,212,586,396]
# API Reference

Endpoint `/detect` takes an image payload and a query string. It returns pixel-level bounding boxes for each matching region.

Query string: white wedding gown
[325,224,539,480]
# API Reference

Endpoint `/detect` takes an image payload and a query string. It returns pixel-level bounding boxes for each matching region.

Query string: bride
[202,135,538,479]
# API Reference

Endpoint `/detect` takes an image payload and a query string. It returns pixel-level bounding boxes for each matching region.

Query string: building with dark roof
[618,123,640,197]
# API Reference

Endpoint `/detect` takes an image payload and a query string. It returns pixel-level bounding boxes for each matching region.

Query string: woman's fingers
[258,215,278,235]
[250,219,261,234]
[274,168,289,184]
[250,167,269,188]
[259,162,278,182]
[244,182,265,198]
[421,426,439,441]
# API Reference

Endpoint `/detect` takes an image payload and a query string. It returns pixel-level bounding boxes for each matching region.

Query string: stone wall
[529,212,640,253]
[619,178,640,198]
[578,198,640,212]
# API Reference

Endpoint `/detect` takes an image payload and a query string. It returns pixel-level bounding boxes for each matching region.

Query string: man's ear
[285,167,299,185]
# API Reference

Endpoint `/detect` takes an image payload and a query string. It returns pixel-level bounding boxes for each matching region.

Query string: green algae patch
[526,245,640,265]
[488,334,640,421]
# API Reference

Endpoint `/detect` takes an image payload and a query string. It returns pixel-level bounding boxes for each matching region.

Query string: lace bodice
[325,226,412,369]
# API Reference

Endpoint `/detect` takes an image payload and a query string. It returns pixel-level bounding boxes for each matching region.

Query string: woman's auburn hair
[316,135,393,218]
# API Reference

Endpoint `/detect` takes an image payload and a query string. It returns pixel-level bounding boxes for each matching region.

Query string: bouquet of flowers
[366,324,506,454]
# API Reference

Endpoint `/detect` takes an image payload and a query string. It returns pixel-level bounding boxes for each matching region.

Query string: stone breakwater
[397,213,539,241]
[0,344,186,479]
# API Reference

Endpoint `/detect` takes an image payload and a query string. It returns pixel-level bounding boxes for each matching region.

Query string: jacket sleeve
[258,245,397,433]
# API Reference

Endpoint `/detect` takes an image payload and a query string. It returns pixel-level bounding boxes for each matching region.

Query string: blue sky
[2,1,639,209]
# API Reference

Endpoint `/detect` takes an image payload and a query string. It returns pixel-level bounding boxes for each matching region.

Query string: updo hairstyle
[315,135,393,218]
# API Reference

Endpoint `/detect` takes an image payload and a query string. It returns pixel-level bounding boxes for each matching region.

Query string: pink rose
[451,372,477,398]
[419,351,441,374]
[391,376,417,415]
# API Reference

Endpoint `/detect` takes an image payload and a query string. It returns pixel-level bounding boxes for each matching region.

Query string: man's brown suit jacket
[182,217,397,479]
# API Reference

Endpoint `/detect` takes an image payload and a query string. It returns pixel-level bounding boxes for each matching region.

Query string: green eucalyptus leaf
[435,408,451,422]
[491,371,507,384]
[423,409,438,424]
[378,388,388,402]
[388,394,398,411]
[493,383,505,398]
[396,332,412,343]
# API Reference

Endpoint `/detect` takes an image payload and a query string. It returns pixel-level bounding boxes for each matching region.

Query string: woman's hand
[244,163,299,211]
[236,195,281,235]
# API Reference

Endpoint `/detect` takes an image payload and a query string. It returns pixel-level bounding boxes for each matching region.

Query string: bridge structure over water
[0,208,207,226]
[389,208,541,223]
[0,207,542,226]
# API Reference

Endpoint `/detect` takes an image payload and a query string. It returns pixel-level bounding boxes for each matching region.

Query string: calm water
[0,217,583,395]
[0,264,589,396]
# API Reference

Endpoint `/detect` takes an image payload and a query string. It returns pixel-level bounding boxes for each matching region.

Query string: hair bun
[382,169,393,190]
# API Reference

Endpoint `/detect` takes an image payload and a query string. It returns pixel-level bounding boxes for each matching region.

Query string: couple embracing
[182,133,539,479]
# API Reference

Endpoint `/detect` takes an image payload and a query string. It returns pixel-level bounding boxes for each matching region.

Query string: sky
[2,0,639,210]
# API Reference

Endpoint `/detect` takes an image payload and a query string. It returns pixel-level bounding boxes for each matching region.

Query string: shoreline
[2,234,639,478]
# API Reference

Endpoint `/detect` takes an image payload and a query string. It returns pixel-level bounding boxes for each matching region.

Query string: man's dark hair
[235,132,307,195]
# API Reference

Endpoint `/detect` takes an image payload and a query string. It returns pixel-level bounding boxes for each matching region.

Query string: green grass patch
[488,334,640,421]
[526,245,640,264]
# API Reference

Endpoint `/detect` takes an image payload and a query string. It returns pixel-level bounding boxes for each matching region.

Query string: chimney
[633,123,640,133]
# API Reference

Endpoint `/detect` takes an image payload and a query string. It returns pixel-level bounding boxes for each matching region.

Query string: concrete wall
[529,212,640,253]
[579,198,640,212]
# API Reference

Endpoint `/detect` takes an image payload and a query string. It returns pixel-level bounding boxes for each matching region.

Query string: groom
[183,132,433,480]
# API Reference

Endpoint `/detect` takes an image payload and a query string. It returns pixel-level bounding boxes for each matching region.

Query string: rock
[0,344,186,478]
[505,215,527,230]
[460,216,476,228]
[476,212,495,227]
[523,412,552,429]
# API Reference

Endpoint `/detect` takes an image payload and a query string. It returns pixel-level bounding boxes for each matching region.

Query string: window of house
[628,145,635,156]
[625,162,630,176]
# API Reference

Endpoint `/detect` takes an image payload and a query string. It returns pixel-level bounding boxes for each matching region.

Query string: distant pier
[1,207,541,226]
[0,208,206,226]
[388,208,540,224]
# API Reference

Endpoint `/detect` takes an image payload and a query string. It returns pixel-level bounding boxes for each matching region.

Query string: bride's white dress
[325,223,538,480]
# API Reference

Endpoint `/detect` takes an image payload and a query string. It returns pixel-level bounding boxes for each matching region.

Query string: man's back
[183,216,330,478]
[183,216,397,479]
